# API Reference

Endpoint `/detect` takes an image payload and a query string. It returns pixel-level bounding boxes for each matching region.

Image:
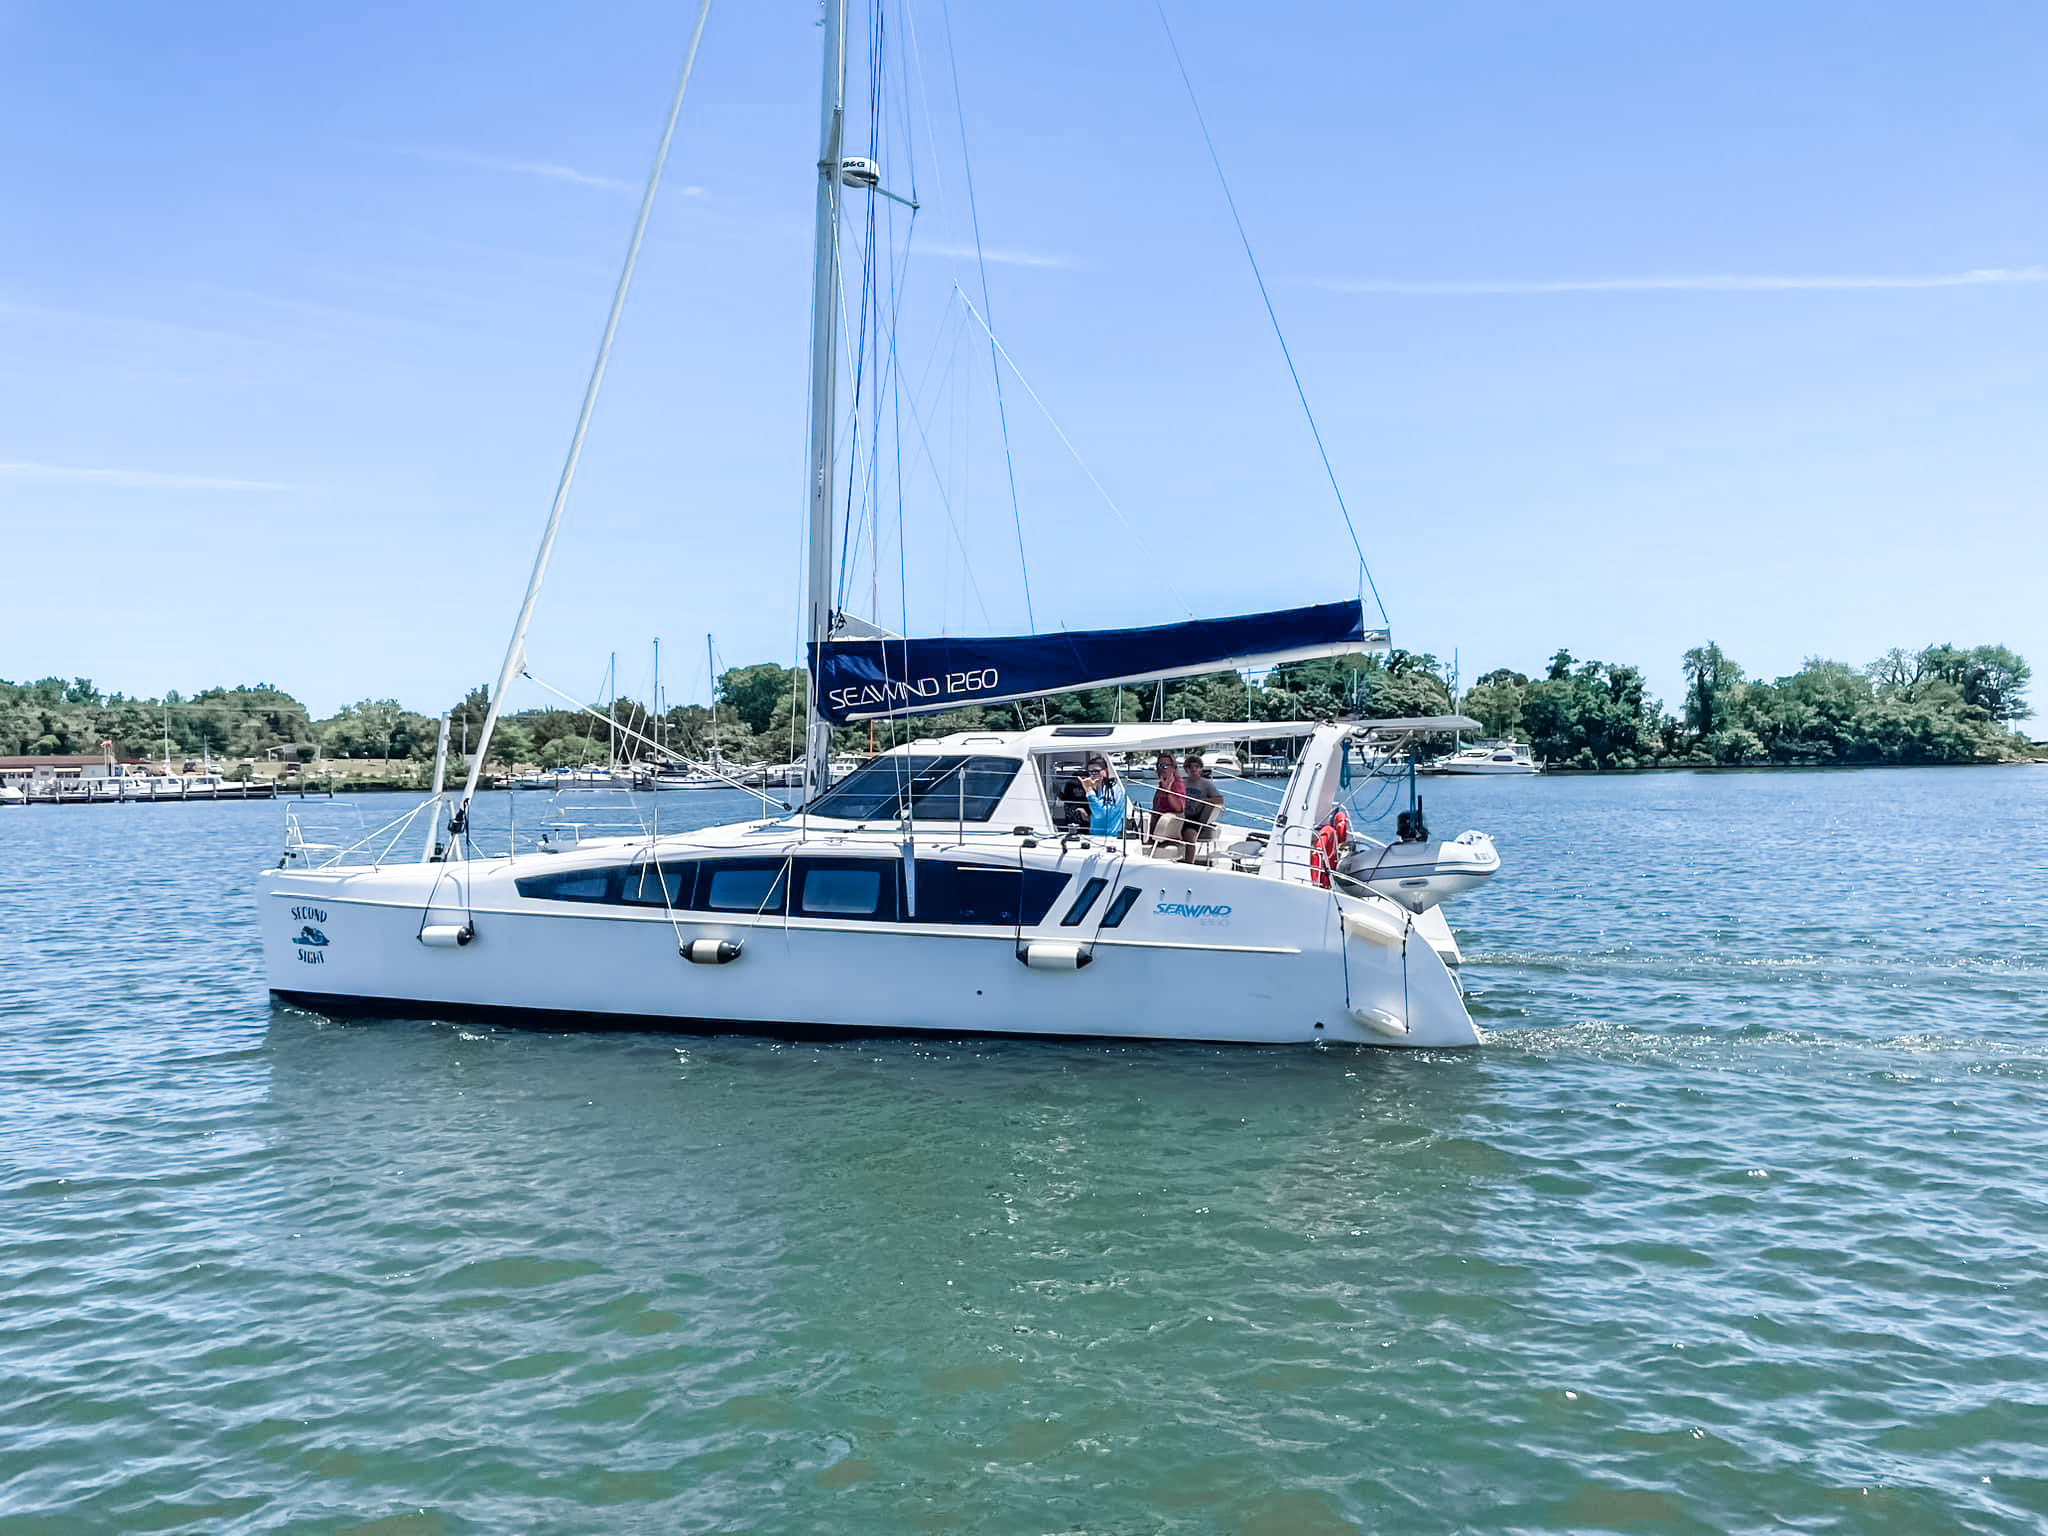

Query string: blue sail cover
[812,599,1387,724]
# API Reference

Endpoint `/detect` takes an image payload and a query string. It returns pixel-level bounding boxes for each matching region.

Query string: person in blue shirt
[1082,753,1127,838]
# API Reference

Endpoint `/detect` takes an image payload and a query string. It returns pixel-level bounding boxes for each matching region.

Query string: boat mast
[803,0,850,800]
[420,712,451,862]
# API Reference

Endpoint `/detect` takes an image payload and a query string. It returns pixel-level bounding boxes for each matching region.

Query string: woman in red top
[1147,750,1188,859]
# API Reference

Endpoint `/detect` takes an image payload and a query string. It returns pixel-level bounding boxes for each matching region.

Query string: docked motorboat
[635,763,728,790]
[1425,740,1540,775]
[505,769,574,791]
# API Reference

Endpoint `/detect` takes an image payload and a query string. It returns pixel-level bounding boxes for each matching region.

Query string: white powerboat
[253,5,1501,1049]
[635,764,730,791]
[1426,740,1541,775]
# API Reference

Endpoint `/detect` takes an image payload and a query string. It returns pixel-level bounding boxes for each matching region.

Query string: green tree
[1744,659,1870,762]
[720,664,799,736]
[540,733,608,769]
[488,723,535,768]
[1462,669,1528,737]
[1918,643,2032,723]
[319,699,434,759]
[1522,659,1662,769]
[1358,651,1453,720]
[1866,648,1921,694]
[1682,642,1744,740]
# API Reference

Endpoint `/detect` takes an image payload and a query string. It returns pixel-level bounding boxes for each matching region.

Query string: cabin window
[619,862,694,907]
[1099,885,1144,929]
[515,867,621,903]
[1059,877,1108,927]
[805,755,1022,824]
[701,860,789,915]
[797,859,897,921]
[911,861,1069,926]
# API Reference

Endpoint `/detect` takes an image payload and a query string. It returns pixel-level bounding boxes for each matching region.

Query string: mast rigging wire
[939,0,1035,632]
[952,287,1193,618]
[448,0,715,841]
[1151,0,1388,627]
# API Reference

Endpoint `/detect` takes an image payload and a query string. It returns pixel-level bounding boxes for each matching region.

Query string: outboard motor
[1395,797,1428,844]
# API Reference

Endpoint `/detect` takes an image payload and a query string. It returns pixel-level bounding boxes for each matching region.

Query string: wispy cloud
[406,148,705,200]
[1318,266,2048,295]
[0,461,293,492]
[914,242,1073,269]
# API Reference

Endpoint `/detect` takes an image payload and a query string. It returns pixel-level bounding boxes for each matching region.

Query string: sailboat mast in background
[802,0,849,799]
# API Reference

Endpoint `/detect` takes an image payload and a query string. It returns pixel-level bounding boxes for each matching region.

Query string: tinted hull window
[621,862,694,907]
[703,861,789,915]
[914,861,1069,927]
[1100,885,1144,928]
[515,867,621,903]
[514,854,1067,928]
[795,859,899,921]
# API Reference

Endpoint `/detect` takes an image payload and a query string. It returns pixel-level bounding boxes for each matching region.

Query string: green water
[3,768,2045,1532]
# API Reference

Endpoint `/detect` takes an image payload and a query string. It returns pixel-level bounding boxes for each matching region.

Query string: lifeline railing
[1102,744,1423,882]
[279,786,775,871]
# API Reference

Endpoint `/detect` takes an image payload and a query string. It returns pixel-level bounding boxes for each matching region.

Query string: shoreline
[1533,757,2048,775]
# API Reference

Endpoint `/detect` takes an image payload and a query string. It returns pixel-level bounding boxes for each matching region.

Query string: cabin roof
[1351,715,1482,736]
[878,720,1324,757]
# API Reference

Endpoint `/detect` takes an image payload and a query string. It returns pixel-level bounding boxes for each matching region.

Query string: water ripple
[3,776,2047,1531]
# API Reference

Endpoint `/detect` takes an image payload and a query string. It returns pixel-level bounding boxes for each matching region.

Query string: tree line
[1460,641,2033,768]
[2,637,2031,773]
[0,673,806,772]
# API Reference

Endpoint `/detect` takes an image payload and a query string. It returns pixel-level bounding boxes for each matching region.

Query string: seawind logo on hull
[1156,903,1232,919]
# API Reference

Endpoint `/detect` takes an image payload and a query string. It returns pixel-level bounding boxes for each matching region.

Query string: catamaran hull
[255,857,1479,1049]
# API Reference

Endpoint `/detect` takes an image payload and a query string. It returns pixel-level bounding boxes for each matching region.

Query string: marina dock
[9,779,277,805]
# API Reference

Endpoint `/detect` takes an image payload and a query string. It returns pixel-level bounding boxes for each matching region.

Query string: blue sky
[2,1,2043,721]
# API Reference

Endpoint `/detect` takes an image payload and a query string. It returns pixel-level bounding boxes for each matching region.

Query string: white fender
[419,924,474,948]
[1019,941,1091,971]
[1348,1005,1410,1038]
[684,938,743,965]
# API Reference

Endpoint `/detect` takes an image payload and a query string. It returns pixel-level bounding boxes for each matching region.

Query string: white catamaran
[255,3,1501,1048]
